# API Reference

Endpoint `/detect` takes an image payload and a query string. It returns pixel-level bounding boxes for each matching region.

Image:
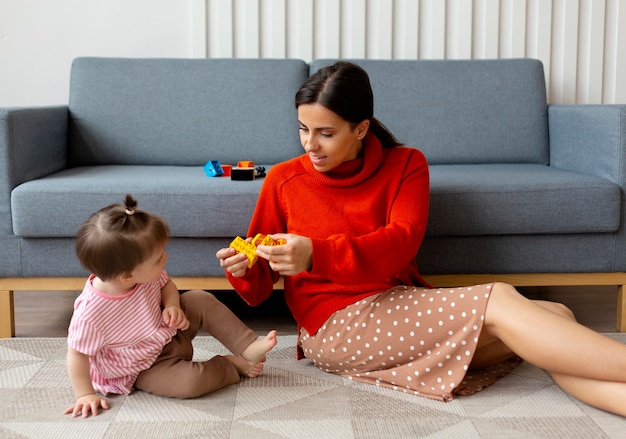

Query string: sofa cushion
[311,59,549,165]
[68,58,308,167]
[426,163,620,236]
[12,163,620,240]
[11,165,266,238]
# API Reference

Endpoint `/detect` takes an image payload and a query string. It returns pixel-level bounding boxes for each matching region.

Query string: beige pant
[134,289,258,399]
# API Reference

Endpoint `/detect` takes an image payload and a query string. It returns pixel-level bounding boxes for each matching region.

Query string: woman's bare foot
[226,330,278,378]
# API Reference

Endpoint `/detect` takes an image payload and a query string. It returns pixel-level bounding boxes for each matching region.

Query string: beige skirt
[298,284,521,402]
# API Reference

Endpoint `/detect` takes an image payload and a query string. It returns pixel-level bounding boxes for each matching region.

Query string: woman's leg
[470,298,575,369]
[480,282,626,416]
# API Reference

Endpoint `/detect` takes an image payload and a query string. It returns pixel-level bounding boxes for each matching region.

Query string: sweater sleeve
[309,148,430,285]
[226,164,287,305]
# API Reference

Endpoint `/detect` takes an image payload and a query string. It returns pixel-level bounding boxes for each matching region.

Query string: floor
[12,285,619,337]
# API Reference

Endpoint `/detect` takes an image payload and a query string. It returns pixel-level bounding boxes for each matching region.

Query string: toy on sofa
[204,160,224,177]
[204,160,233,177]
[204,160,265,180]
[229,234,286,268]
[231,161,267,180]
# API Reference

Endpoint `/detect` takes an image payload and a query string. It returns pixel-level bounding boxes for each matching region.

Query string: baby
[64,194,276,417]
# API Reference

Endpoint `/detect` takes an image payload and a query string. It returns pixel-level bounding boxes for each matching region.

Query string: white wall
[1,0,625,106]
[0,0,198,106]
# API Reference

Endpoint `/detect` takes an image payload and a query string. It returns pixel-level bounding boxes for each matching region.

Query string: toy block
[229,236,258,268]
[229,234,287,268]
[252,233,286,247]
[231,166,266,181]
[231,168,255,180]
[204,160,224,177]
[221,164,232,176]
[237,160,255,168]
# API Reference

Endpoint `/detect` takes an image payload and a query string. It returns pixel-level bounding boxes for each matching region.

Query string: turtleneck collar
[301,133,384,187]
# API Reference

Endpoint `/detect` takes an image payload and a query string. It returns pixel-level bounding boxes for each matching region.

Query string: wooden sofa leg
[0,290,15,338]
[618,285,626,333]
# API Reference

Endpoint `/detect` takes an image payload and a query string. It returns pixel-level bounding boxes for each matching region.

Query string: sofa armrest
[549,104,626,184]
[0,107,69,189]
[550,104,626,272]
[0,107,68,241]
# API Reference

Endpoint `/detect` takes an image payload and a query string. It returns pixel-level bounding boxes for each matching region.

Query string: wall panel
[203,0,625,103]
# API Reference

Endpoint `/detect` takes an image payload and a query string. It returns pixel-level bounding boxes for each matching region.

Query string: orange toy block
[229,236,258,268]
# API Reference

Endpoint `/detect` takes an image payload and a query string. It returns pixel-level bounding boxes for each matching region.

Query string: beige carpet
[1,334,626,438]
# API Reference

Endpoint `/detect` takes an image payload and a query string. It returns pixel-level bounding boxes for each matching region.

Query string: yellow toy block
[229,236,258,268]
[230,234,286,268]
[252,233,286,247]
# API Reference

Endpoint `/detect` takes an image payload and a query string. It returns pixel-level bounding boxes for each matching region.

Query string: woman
[217,61,626,416]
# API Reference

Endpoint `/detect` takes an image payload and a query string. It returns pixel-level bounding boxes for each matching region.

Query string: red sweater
[227,134,431,336]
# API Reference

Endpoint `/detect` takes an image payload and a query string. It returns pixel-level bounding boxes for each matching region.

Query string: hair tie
[125,208,134,215]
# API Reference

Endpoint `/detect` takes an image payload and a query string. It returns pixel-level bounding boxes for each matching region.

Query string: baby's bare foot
[226,355,265,378]
[241,330,278,364]
[226,330,277,378]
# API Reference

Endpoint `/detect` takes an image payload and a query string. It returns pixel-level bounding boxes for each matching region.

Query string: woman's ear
[356,119,370,140]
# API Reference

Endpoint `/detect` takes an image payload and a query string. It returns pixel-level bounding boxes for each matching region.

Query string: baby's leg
[181,290,259,350]
[135,334,241,399]
[180,290,277,373]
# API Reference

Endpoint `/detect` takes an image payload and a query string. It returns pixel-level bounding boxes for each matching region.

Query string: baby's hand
[162,306,190,330]
[63,393,109,418]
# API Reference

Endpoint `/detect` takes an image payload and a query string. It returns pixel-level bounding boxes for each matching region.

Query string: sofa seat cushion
[12,163,620,241]
[11,165,266,238]
[427,163,620,236]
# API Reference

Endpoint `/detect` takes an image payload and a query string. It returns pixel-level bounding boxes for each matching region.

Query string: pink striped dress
[67,270,177,395]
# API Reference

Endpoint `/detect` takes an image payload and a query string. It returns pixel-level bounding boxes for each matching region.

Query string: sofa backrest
[310,59,549,165]
[68,58,309,166]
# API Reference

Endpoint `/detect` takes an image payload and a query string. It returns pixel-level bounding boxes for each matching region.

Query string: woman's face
[298,103,369,173]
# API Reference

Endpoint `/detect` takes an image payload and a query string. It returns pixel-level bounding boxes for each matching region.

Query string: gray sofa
[2,57,625,337]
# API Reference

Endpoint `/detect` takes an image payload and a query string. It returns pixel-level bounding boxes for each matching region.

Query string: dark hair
[295,61,402,148]
[76,194,169,281]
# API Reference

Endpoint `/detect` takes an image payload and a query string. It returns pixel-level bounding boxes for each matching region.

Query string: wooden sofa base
[2,273,626,338]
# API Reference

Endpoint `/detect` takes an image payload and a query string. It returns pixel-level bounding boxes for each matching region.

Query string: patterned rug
[1,334,626,438]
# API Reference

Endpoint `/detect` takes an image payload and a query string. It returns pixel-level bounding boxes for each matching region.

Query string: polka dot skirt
[299,283,521,402]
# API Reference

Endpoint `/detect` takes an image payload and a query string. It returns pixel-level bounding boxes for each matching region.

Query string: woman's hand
[255,234,312,276]
[216,246,250,278]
